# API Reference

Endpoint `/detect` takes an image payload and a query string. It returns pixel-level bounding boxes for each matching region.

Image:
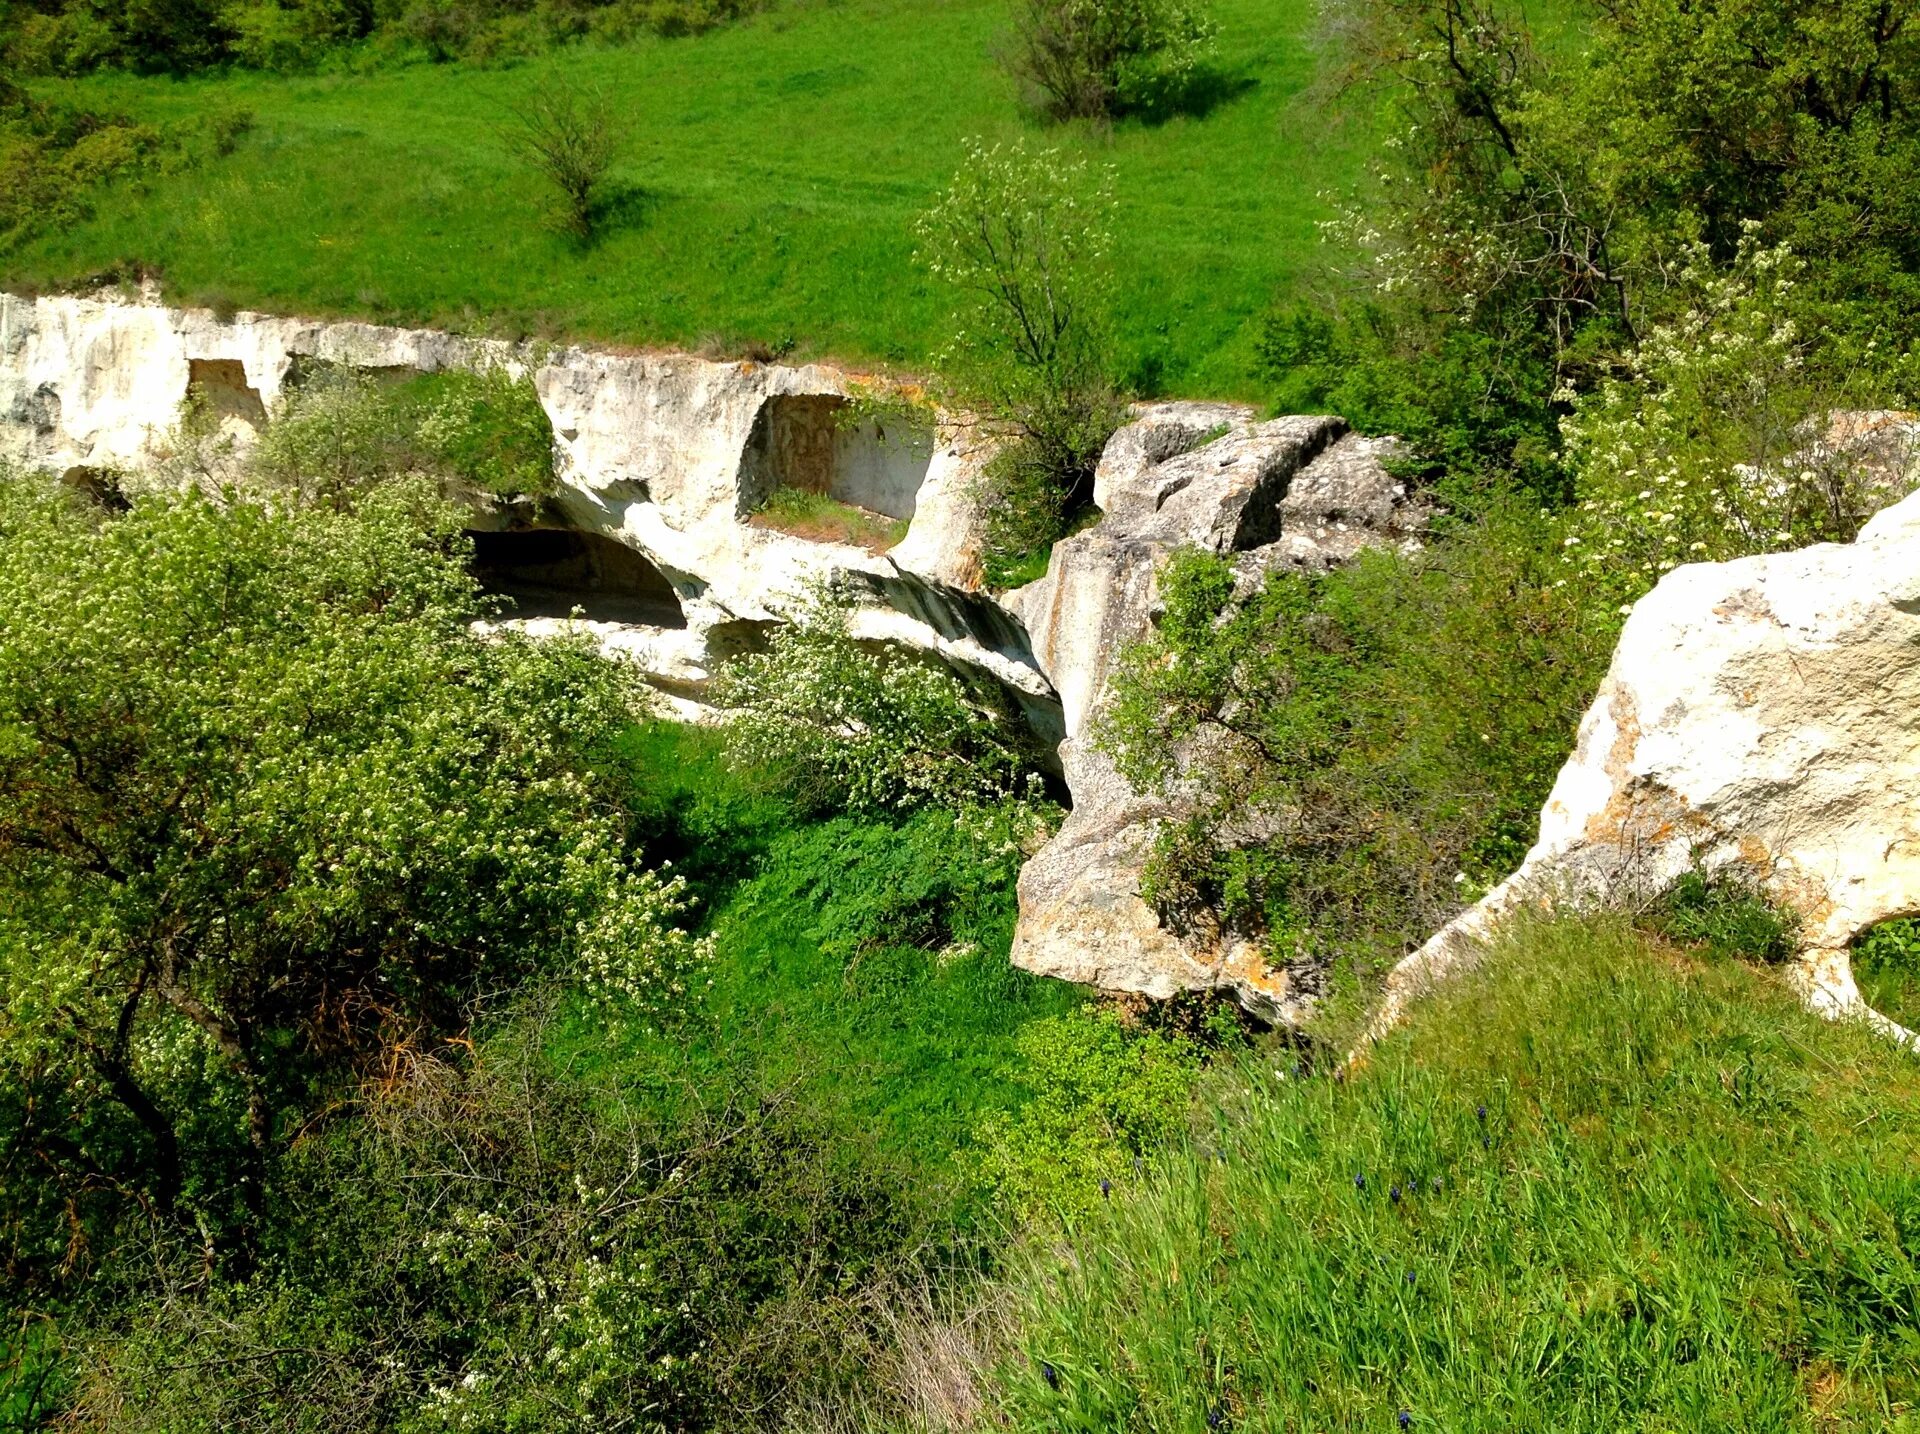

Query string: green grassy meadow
[6,0,1363,396]
[587,721,1088,1209]
[986,917,1920,1430]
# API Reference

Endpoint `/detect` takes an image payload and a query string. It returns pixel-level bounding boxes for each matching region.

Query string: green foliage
[405,365,558,497]
[711,597,1048,817]
[917,139,1127,576]
[1004,0,1218,122]
[0,473,700,1276]
[1857,917,1920,1031]
[0,86,249,251]
[983,915,1920,1428]
[251,365,556,503]
[748,485,907,552]
[2,0,769,73]
[1295,0,1920,489]
[1650,870,1799,965]
[56,1021,928,1432]
[1097,506,1617,981]
[501,73,626,240]
[970,1005,1211,1223]
[1557,233,1917,605]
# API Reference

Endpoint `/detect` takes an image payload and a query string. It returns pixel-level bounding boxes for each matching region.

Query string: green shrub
[0,89,240,251]
[1649,870,1798,965]
[55,1023,930,1432]
[1003,0,1219,123]
[406,365,558,498]
[251,364,555,505]
[982,914,1920,1428]
[1857,917,1920,1031]
[917,139,1127,582]
[1097,504,1617,986]
[970,1004,1216,1223]
[501,72,627,240]
[712,597,1048,817]
[0,472,699,1277]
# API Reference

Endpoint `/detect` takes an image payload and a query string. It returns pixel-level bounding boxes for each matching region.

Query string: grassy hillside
[982,916,1920,1430]
[4,0,1363,397]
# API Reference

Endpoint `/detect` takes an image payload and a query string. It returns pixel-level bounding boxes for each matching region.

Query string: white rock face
[1,290,1436,1017]
[0,289,1038,718]
[1376,487,1920,1042]
[1006,408,1430,1017]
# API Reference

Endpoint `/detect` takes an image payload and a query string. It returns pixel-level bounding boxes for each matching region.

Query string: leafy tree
[0,474,703,1270]
[502,73,627,240]
[1291,0,1920,491]
[917,139,1127,581]
[1004,0,1218,122]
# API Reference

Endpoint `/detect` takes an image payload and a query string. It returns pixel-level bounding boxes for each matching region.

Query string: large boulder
[1376,488,1920,1042]
[1006,407,1429,1017]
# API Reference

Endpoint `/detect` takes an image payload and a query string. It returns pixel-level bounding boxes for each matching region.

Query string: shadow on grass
[564,181,659,249]
[1123,64,1260,127]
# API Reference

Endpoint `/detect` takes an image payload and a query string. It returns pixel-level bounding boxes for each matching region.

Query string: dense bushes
[0,470,700,1287]
[0,84,250,251]
[1281,0,1920,491]
[1099,505,1619,989]
[240,365,556,502]
[2,0,770,73]
[981,915,1920,1429]
[59,1021,928,1431]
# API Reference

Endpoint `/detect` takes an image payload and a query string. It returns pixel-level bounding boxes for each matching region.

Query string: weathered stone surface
[1375,487,1920,1043]
[0,290,1044,723]
[1007,405,1430,1015]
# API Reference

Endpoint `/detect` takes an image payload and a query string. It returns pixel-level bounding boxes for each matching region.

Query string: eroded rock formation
[0,290,1428,1017]
[1005,407,1430,1018]
[1375,487,1920,1043]
[0,289,1047,727]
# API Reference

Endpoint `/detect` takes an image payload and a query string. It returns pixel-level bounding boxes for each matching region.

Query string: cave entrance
[739,394,935,523]
[468,528,687,629]
[187,358,268,432]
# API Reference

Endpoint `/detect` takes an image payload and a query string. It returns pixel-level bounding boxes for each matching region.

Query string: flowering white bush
[713,594,1045,815]
[1558,230,1916,604]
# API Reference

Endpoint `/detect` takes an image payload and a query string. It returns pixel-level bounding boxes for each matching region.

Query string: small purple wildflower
[1042,1362,1059,1391]
[1476,1103,1487,1121]
[1398,1411,1413,1429]
[1100,1178,1112,1200]
[1354,1172,1366,1191]
[1405,1271,1416,1286]
[1208,1410,1226,1430]
[1390,1184,1401,1204]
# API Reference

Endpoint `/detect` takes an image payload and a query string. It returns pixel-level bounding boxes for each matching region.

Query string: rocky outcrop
[1,290,1437,1017]
[1375,487,1920,1043]
[0,289,1046,723]
[1005,407,1430,1018]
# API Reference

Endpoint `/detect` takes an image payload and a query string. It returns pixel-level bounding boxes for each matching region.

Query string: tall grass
[981,916,1920,1430]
